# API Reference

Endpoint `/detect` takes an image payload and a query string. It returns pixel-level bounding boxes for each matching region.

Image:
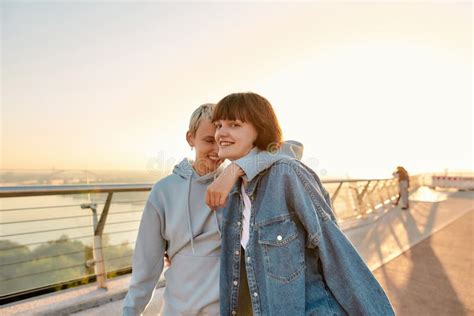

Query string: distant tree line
[0,234,134,296]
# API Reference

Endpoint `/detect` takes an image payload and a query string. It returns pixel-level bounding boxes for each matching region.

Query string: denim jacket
[220,158,395,315]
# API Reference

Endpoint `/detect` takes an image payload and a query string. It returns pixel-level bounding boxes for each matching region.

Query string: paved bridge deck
[373,208,473,315]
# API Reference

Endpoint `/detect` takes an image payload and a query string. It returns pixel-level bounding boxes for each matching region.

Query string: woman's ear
[186,131,194,148]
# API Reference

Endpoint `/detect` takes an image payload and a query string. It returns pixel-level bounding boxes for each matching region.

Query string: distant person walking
[393,166,410,210]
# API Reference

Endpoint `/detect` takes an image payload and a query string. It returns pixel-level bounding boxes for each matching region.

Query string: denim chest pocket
[257,217,305,283]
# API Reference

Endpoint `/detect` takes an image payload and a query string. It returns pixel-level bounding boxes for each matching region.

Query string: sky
[1,1,472,179]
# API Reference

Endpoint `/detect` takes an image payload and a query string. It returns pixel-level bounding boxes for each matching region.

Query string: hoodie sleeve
[280,161,395,315]
[122,198,166,316]
[234,140,304,182]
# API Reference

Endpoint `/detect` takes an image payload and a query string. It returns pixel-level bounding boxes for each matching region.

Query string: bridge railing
[0,175,422,303]
[324,175,422,220]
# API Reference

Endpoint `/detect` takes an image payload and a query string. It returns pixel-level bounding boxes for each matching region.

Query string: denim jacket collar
[229,169,267,197]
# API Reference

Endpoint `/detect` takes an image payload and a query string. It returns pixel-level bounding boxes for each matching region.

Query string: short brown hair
[212,92,283,152]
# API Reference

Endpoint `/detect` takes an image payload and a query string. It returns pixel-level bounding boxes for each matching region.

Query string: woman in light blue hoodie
[123,103,302,315]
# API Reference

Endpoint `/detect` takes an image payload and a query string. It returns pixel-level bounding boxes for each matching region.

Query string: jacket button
[232,311,237,315]
[237,221,241,226]
[233,280,238,286]
[253,292,258,297]
[235,250,240,255]
[277,235,282,241]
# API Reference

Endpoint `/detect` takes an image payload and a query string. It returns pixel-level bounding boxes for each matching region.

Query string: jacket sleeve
[122,198,166,316]
[283,162,395,315]
[234,140,304,182]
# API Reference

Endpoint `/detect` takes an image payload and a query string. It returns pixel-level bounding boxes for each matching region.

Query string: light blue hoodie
[122,141,303,316]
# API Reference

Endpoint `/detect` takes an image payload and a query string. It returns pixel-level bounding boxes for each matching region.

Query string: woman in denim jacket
[212,92,395,316]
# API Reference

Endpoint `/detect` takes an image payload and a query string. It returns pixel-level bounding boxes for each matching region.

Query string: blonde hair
[188,103,216,136]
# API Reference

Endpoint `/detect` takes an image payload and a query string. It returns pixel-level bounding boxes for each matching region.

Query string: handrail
[0,178,403,197]
[0,183,151,198]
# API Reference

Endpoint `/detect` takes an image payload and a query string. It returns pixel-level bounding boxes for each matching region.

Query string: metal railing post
[379,180,390,207]
[349,181,370,218]
[93,235,107,289]
[330,182,344,214]
[384,180,393,202]
[357,181,371,217]
[366,180,379,212]
[349,183,360,217]
[386,180,393,199]
[82,202,107,289]
[82,193,113,290]
[378,181,388,208]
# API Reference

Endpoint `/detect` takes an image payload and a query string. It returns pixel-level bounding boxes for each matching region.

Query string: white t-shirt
[240,182,252,249]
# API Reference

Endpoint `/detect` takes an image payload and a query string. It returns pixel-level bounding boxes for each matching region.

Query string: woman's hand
[206,163,244,210]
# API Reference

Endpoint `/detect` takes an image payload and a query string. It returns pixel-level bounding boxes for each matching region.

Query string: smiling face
[186,119,223,175]
[212,92,283,160]
[214,119,258,161]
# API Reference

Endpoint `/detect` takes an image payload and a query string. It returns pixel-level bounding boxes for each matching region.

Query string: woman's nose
[215,126,228,140]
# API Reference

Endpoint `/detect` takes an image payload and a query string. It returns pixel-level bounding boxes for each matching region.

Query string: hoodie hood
[280,140,304,160]
[172,158,226,183]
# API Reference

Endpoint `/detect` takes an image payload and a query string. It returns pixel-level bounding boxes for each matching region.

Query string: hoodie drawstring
[213,212,222,238]
[212,173,222,238]
[186,175,196,255]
